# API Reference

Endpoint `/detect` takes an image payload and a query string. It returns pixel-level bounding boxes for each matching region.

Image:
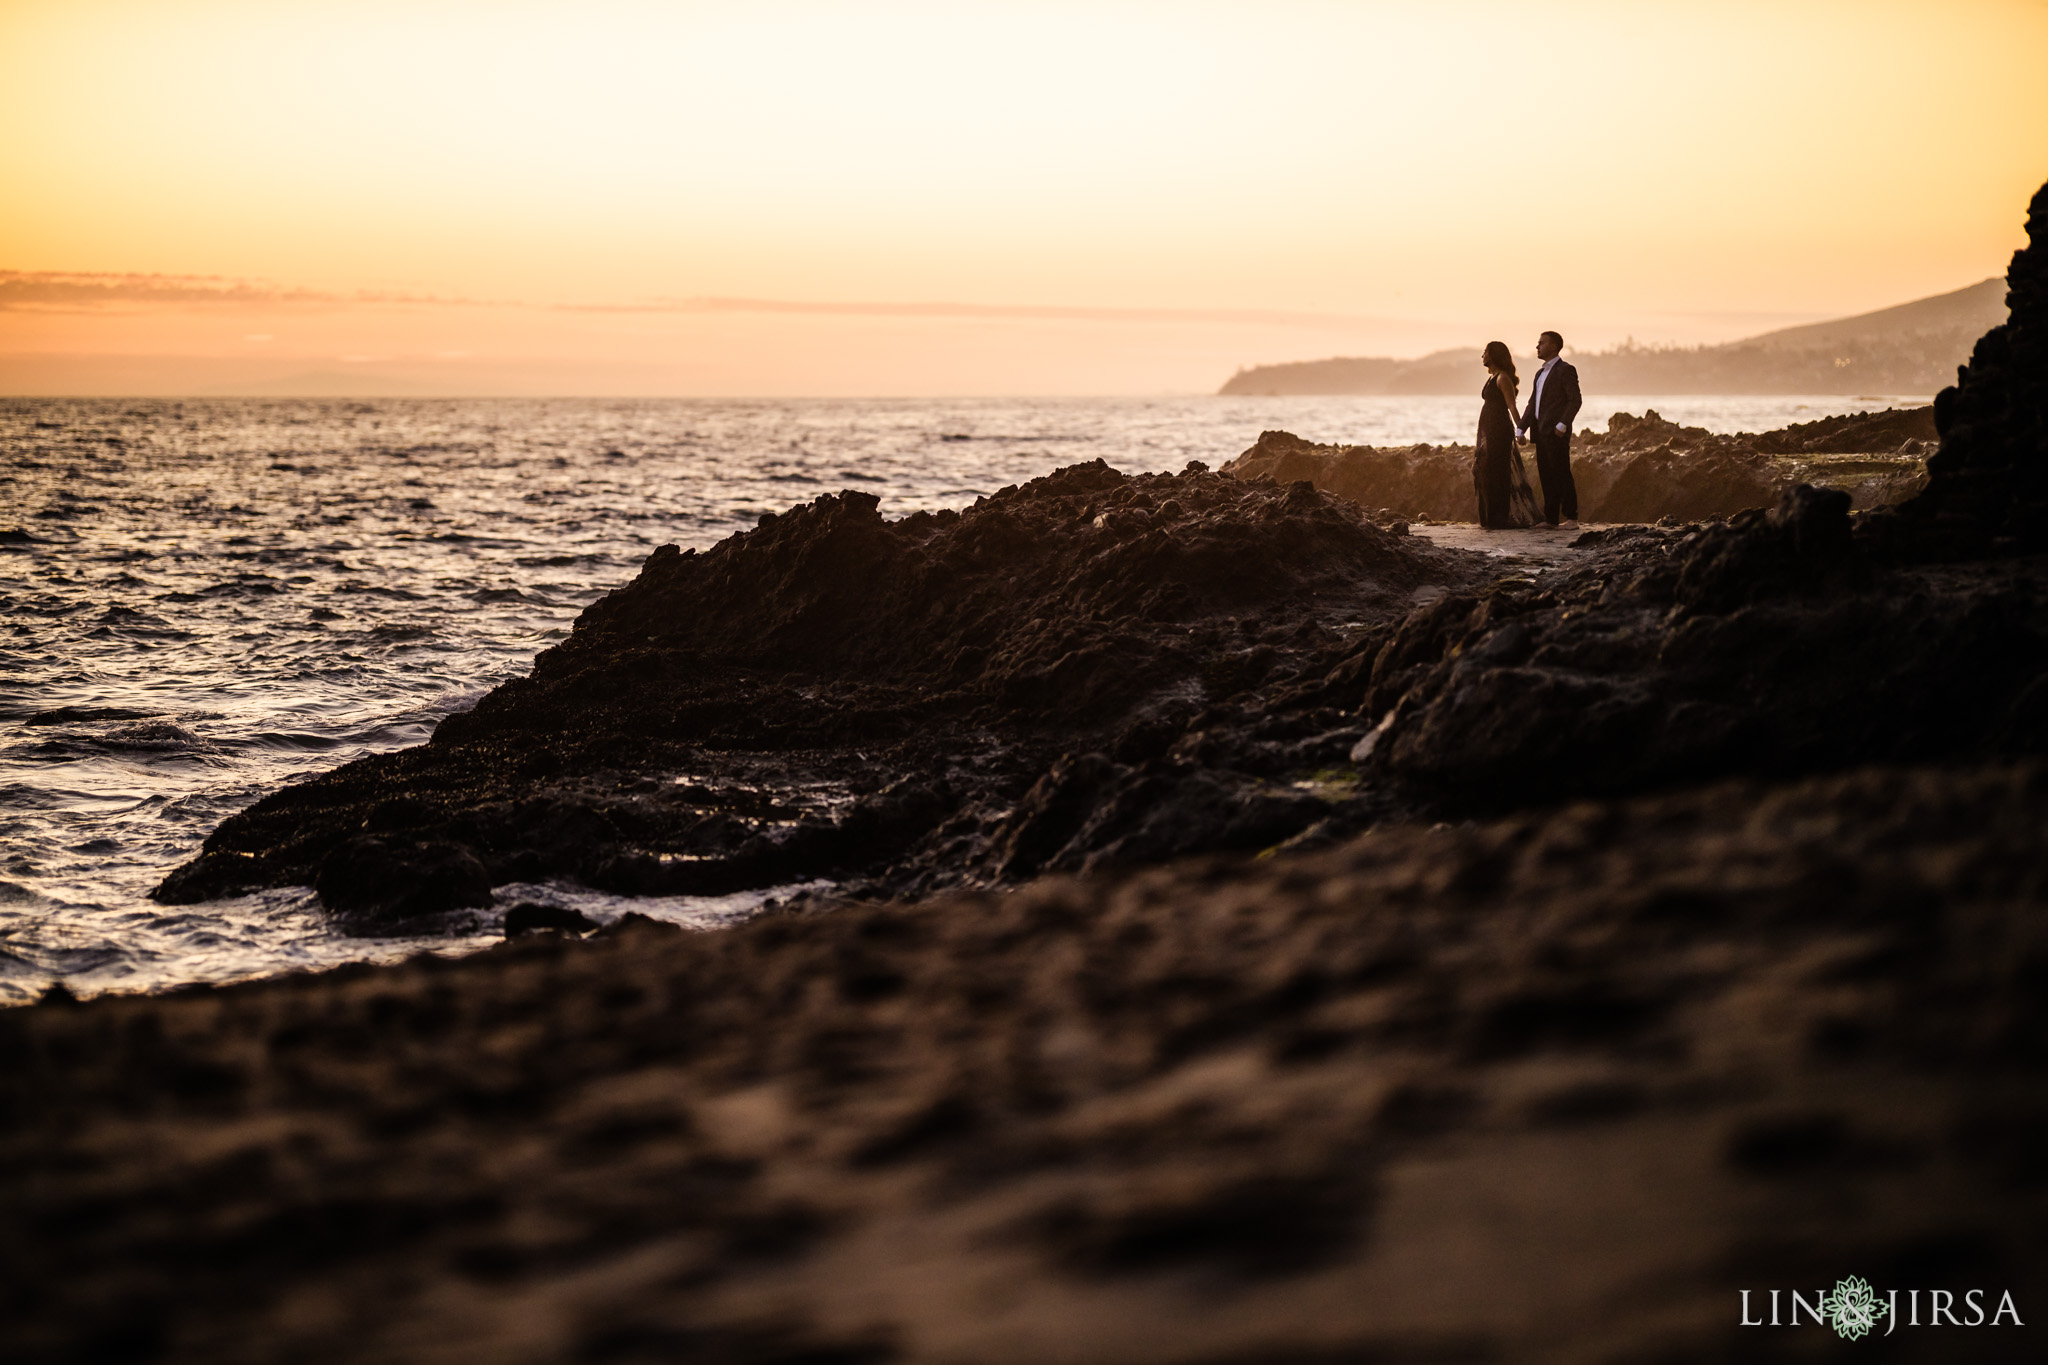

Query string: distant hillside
[1219,278,2007,396]
[1735,278,2005,350]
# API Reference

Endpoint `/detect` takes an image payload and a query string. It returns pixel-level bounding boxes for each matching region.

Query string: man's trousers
[1533,434,1578,524]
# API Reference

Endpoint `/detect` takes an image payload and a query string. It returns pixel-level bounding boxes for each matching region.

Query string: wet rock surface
[1228,404,1934,526]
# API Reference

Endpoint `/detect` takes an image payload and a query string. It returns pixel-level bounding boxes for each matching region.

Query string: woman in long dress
[1474,340,1540,529]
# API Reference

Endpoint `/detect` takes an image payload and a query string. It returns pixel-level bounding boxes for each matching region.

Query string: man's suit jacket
[1520,358,1583,441]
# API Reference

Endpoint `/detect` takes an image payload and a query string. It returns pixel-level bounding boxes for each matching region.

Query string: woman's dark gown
[1474,376,1540,528]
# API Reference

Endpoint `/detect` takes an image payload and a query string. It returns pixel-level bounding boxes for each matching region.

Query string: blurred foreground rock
[9,763,2048,1362]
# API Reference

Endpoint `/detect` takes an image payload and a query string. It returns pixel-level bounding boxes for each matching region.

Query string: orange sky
[1,0,2043,395]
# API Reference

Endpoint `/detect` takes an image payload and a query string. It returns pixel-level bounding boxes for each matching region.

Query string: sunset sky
[2,0,2044,395]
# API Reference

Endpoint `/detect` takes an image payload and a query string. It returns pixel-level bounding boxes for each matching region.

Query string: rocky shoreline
[141,399,2017,935]
[5,181,2047,1362]
[150,458,1494,931]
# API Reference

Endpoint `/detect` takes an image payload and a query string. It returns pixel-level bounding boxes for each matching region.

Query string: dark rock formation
[500,902,598,937]
[1861,182,2048,560]
[1743,404,1939,454]
[1226,406,1933,526]
[1216,429,1467,527]
[154,462,1487,928]
[312,834,495,927]
[1349,486,2048,814]
[1575,425,1781,525]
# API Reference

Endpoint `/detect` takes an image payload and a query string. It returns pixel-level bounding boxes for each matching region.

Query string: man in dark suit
[1517,330,1582,528]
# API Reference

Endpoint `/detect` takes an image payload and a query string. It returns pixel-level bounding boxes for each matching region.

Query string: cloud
[0,271,468,311]
[1,268,1425,334]
[0,270,332,309]
[555,296,1407,332]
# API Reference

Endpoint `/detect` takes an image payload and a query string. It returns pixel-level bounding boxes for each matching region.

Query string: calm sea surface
[0,393,1925,1000]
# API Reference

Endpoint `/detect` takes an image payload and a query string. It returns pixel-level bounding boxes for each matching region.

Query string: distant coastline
[1219,278,2005,397]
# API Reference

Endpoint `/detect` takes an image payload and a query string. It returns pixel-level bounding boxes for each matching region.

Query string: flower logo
[1820,1276,1888,1341]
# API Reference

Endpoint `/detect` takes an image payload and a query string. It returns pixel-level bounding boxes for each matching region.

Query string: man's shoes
[1560,518,1580,530]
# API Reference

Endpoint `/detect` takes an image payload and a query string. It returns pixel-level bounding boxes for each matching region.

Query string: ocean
[0,392,1927,1001]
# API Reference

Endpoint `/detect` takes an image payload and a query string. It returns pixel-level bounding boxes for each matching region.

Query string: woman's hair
[1483,340,1516,379]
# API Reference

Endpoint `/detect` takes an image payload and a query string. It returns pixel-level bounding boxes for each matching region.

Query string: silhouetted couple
[1474,332,1581,529]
